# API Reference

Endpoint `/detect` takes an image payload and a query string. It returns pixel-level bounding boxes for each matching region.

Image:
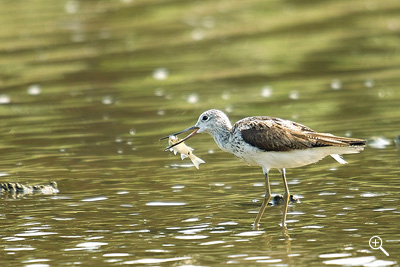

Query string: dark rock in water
[0,181,58,197]
[269,194,300,206]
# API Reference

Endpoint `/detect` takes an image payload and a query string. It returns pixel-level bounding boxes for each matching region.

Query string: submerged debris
[0,181,58,197]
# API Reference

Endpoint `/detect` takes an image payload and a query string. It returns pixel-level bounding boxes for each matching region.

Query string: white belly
[233,146,362,170]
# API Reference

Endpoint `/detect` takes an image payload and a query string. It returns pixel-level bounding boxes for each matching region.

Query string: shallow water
[1,0,400,266]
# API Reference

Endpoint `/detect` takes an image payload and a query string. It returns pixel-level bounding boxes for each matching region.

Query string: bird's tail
[308,132,366,148]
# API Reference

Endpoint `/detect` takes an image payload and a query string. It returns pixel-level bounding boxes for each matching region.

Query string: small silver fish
[168,136,205,169]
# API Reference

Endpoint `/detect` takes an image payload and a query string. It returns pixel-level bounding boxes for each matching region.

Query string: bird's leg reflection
[253,171,271,230]
[282,224,290,239]
[279,168,290,227]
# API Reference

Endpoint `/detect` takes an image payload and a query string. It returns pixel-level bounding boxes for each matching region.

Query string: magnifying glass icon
[369,236,389,256]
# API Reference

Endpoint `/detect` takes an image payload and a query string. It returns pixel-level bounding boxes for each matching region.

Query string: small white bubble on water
[0,95,11,104]
[225,106,233,113]
[330,79,342,90]
[154,88,165,96]
[261,86,273,98]
[71,33,85,43]
[289,90,299,100]
[377,89,393,98]
[27,85,42,95]
[102,96,114,105]
[202,16,215,28]
[65,0,79,14]
[157,110,166,116]
[364,79,375,88]
[191,29,205,41]
[129,128,136,136]
[153,68,169,80]
[186,93,199,104]
[221,91,231,100]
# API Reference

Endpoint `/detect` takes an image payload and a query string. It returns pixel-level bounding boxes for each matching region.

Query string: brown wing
[236,117,365,152]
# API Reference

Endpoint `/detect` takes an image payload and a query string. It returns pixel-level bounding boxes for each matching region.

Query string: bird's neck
[209,123,232,152]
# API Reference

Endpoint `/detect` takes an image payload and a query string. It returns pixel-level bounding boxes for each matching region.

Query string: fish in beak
[160,126,199,151]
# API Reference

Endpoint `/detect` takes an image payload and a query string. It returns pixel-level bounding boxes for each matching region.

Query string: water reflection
[1,0,400,266]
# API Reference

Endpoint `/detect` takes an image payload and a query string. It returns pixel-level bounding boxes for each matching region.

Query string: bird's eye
[202,115,209,121]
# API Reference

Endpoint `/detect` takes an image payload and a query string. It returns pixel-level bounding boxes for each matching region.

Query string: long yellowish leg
[280,168,290,227]
[253,171,271,229]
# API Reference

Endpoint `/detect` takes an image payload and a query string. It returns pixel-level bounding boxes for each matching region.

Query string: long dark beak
[160,126,199,151]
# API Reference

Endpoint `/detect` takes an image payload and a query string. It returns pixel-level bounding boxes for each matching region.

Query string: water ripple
[234,231,264,237]
[175,235,208,240]
[123,256,191,264]
[146,201,187,206]
[82,196,108,202]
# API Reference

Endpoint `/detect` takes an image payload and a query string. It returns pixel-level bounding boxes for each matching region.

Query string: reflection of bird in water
[164,109,366,228]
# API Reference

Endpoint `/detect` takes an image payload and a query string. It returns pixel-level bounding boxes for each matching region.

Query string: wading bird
[163,109,365,228]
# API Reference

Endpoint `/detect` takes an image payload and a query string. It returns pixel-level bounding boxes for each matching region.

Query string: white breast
[231,145,363,170]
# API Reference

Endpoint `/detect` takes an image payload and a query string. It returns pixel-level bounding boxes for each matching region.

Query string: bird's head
[194,109,231,134]
[161,109,231,151]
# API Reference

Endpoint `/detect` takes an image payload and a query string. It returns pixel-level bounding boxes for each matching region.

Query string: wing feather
[235,117,365,152]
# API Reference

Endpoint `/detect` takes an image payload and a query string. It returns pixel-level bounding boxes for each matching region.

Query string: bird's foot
[270,194,300,206]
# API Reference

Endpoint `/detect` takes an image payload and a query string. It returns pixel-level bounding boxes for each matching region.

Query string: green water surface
[0,0,399,266]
